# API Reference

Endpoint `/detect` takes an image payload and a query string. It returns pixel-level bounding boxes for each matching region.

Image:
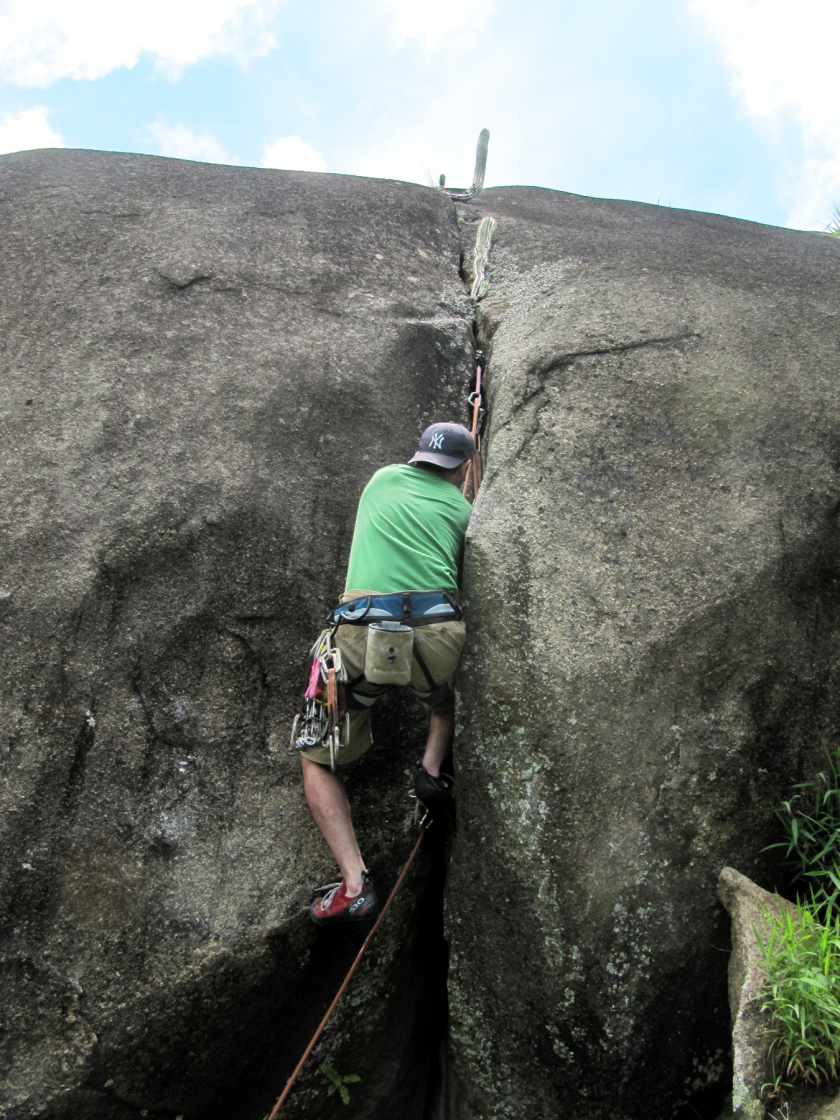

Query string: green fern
[320,1062,361,1106]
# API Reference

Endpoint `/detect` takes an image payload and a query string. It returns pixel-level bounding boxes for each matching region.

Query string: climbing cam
[291,629,350,772]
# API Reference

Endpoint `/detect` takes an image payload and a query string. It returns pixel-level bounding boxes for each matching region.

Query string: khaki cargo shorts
[298,590,466,768]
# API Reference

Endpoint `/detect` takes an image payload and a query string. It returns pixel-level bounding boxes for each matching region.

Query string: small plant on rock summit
[825,202,840,237]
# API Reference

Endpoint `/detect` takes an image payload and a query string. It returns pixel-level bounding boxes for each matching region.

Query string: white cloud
[261,135,326,172]
[0,0,281,87]
[690,0,840,228]
[0,105,65,153]
[786,156,840,232]
[376,0,495,50]
[148,121,231,164]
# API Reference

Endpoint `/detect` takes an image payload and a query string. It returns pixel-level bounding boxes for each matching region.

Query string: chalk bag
[364,621,414,685]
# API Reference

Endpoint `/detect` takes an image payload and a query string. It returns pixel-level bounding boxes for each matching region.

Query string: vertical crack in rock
[62,709,96,817]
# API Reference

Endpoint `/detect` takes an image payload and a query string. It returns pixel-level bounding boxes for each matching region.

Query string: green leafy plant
[765,742,840,918]
[319,1062,361,1105]
[758,900,840,1087]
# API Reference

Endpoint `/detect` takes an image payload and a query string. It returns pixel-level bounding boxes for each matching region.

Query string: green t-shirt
[344,464,473,594]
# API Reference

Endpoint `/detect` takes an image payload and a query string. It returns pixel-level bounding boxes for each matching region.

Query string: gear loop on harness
[332,594,372,633]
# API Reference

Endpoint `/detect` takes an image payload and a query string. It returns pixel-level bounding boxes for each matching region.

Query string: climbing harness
[291,629,350,772]
[266,814,431,1119]
[330,590,462,628]
[441,128,490,201]
[462,362,485,501]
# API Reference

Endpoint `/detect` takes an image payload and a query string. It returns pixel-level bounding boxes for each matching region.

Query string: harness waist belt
[331,592,462,627]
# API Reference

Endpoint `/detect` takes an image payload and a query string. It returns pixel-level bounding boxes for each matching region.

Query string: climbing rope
[462,363,484,501]
[267,814,431,1118]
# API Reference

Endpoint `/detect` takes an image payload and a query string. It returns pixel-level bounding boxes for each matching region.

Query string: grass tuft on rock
[766,742,840,918]
[759,902,840,1090]
[760,741,840,1096]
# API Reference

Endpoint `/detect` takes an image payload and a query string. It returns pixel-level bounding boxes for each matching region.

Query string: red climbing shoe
[414,761,455,820]
[310,870,378,926]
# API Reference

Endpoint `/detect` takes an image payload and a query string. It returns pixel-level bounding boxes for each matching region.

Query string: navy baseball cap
[409,422,475,469]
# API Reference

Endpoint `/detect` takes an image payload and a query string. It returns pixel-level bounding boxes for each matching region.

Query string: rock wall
[0,150,473,1119]
[447,187,840,1118]
[5,152,840,1120]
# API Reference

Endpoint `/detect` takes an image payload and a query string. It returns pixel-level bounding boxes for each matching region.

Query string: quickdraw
[290,629,350,772]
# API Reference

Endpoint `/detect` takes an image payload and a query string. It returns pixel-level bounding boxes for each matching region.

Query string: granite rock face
[0,150,474,1119]
[447,188,840,1119]
[6,154,840,1120]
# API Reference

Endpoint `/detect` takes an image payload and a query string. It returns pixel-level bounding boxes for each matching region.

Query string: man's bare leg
[300,755,365,896]
[422,709,454,779]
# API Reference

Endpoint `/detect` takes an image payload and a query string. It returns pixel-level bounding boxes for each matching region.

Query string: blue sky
[0,0,837,231]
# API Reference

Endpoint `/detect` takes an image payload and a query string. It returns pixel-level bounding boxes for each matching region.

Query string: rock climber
[297,422,475,926]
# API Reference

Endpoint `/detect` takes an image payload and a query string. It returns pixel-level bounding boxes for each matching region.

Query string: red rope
[462,364,483,501]
[267,819,430,1119]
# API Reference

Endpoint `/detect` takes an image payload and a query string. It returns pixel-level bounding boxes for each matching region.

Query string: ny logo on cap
[429,433,445,449]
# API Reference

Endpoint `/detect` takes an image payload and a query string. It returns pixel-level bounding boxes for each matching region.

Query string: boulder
[447,187,840,1119]
[718,868,840,1120]
[0,149,473,1119]
[717,866,791,1118]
